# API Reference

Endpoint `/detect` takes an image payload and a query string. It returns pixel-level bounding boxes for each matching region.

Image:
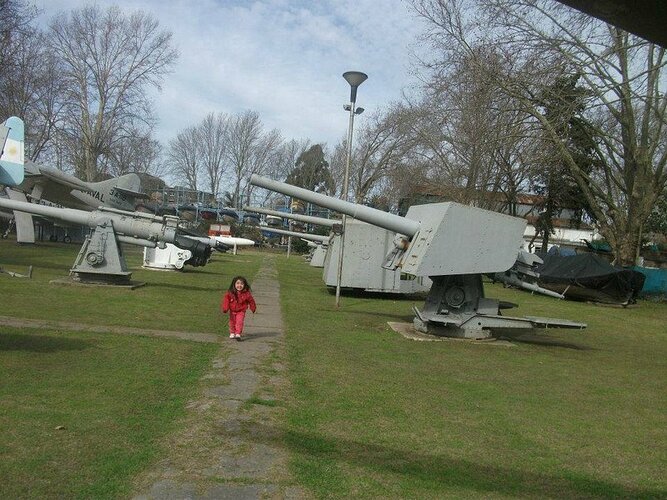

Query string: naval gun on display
[247,205,430,293]
[492,249,565,299]
[257,226,331,244]
[244,205,340,230]
[244,205,335,266]
[250,174,586,338]
[0,198,212,285]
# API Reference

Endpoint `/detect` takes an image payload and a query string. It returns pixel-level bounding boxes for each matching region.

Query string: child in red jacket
[221,276,256,340]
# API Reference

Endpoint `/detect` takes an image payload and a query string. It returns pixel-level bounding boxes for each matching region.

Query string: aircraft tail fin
[91,173,150,200]
[0,117,25,186]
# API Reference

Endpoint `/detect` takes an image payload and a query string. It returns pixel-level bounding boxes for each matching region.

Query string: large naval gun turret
[250,174,586,338]
[247,205,430,293]
[0,198,212,285]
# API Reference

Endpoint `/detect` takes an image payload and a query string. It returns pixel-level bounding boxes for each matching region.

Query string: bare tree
[48,5,177,181]
[0,27,65,162]
[251,137,310,207]
[347,106,415,203]
[103,127,162,177]
[326,138,347,198]
[198,112,229,199]
[167,125,199,190]
[0,0,37,73]
[242,128,283,205]
[272,138,311,181]
[411,0,667,265]
[0,2,64,161]
[400,49,536,212]
[224,110,262,207]
[224,110,283,208]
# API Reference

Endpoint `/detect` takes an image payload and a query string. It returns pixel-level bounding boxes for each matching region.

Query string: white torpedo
[211,235,256,254]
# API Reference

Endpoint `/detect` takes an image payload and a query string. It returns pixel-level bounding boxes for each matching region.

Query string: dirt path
[131,254,310,499]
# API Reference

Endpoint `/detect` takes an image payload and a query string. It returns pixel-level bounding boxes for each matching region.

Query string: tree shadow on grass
[250,423,661,498]
[497,331,594,351]
[144,282,222,293]
[342,309,414,323]
[178,269,226,277]
[326,287,427,301]
[0,332,90,352]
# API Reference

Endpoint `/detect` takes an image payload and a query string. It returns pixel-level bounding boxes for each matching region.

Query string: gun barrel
[262,226,330,243]
[250,175,420,237]
[244,205,338,227]
[0,197,178,243]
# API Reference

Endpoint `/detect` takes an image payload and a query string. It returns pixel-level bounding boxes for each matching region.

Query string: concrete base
[387,321,514,346]
[413,316,493,340]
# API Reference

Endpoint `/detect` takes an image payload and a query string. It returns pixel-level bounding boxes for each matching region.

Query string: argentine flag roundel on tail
[0,116,25,186]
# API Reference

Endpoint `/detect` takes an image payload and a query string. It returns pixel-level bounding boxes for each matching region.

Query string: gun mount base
[412,274,586,339]
[70,271,133,285]
[69,223,133,284]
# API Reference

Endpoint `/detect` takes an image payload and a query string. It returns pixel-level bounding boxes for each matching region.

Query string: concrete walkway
[133,254,310,499]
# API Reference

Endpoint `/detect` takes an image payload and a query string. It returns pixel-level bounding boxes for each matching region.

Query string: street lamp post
[335,71,367,308]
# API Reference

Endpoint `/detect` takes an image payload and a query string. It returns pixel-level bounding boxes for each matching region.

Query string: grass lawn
[0,238,262,498]
[1,238,665,498]
[0,327,215,498]
[277,255,667,498]
[0,239,261,332]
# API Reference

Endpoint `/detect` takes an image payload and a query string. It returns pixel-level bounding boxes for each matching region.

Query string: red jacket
[221,289,256,314]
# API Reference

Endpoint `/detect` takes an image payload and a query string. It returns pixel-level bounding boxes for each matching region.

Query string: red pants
[229,311,247,335]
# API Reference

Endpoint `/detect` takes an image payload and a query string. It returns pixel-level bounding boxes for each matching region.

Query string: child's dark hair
[228,275,251,293]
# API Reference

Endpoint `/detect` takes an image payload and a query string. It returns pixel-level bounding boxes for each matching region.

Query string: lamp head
[343,71,368,87]
[343,71,368,103]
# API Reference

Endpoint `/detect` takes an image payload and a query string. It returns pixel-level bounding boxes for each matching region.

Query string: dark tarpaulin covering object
[536,253,646,305]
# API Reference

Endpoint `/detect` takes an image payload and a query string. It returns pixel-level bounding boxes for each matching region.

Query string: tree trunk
[615,230,641,266]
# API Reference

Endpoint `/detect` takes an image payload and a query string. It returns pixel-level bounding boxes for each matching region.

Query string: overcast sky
[34,0,430,149]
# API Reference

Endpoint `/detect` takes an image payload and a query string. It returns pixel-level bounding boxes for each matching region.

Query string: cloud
[35,0,429,147]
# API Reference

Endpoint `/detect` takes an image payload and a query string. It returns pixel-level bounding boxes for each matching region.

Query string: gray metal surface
[4,188,34,244]
[0,198,210,284]
[262,227,330,244]
[309,244,328,268]
[400,202,526,276]
[244,205,338,228]
[323,219,431,294]
[251,174,420,237]
[251,176,585,337]
[0,198,179,243]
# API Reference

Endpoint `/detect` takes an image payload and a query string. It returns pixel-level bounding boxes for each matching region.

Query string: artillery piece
[258,226,331,244]
[244,205,339,229]
[244,205,335,267]
[0,198,212,285]
[250,174,586,338]
[248,206,430,293]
